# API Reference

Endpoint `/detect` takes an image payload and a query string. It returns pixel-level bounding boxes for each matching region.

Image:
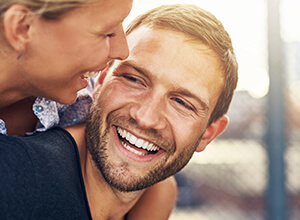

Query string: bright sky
[124,0,298,99]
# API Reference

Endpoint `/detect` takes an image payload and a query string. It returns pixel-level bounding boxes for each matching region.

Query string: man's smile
[115,126,165,158]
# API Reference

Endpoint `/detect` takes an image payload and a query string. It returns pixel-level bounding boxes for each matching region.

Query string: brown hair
[126,4,238,125]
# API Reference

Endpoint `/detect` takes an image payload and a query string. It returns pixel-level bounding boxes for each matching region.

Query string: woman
[0,0,131,135]
[0,0,131,106]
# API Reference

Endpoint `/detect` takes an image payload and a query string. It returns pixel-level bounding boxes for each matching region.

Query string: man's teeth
[83,71,100,78]
[122,141,146,156]
[117,127,160,152]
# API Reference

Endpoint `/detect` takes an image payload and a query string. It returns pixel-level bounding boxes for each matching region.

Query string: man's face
[86,26,224,192]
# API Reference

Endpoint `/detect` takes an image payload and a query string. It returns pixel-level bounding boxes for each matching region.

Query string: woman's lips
[80,74,89,88]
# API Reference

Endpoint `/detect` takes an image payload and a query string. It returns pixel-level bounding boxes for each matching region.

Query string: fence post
[266,0,288,219]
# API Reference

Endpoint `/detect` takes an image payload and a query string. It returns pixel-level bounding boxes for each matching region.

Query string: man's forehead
[126,26,220,68]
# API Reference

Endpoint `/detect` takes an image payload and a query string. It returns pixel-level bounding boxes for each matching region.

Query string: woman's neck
[0,53,29,108]
[0,97,38,136]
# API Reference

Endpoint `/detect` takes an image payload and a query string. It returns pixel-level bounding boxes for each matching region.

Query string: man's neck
[66,124,144,220]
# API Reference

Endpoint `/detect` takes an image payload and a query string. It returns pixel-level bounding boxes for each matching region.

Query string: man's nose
[129,93,168,130]
[108,25,129,60]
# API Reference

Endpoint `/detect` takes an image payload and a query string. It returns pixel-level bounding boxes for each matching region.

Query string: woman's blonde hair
[0,0,98,19]
[0,0,99,48]
[126,4,238,125]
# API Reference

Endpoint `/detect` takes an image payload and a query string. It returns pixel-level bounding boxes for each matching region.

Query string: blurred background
[125,0,299,219]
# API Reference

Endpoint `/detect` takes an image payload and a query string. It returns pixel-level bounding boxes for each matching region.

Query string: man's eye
[172,97,193,110]
[123,75,145,86]
[124,75,139,82]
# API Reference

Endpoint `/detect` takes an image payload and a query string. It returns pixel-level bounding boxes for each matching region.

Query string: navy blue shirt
[0,127,92,220]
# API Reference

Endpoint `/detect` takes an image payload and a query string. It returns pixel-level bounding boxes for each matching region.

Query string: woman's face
[22,0,132,104]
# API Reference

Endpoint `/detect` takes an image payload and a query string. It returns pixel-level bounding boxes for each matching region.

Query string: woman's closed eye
[106,33,116,38]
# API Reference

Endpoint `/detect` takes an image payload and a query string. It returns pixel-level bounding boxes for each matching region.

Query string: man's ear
[93,66,110,98]
[195,115,229,152]
[3,4,33,52]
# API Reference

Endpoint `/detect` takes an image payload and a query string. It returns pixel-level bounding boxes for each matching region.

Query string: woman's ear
[93,66,110,98]
[3,4,33,52]
[195,115,229,152]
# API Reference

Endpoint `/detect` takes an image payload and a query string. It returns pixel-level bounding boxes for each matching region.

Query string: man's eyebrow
[119,61,152,79]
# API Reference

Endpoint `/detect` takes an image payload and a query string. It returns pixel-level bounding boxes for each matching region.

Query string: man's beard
[85,102,199,192]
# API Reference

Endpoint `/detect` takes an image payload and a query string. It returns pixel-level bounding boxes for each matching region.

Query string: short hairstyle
[126,4,238,125]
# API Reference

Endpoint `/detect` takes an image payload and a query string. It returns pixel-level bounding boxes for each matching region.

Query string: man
[0,4,238,220]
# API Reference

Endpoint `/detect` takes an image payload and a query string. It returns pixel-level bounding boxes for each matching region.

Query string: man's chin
[98,161,164,192]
